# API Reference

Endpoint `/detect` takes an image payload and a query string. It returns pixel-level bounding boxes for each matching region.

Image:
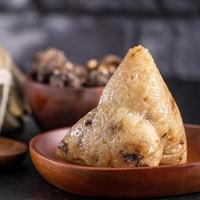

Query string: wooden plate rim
[0,137,28,157]
[29,123,200,171]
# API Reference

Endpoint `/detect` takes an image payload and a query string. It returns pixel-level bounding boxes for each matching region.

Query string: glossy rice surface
[58,45,187,167]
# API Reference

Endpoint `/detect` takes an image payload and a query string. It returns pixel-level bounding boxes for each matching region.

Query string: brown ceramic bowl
[30,124,200,198]
[23,76,103,130]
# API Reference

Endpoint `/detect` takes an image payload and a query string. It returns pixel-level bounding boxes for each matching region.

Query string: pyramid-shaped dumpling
[58,45,187,167]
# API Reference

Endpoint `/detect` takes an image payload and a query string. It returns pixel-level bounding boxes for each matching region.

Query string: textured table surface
[0,80,200,200]
[1,156,200,200]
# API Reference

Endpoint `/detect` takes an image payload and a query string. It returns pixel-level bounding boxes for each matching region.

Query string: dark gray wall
[0,0,200,81]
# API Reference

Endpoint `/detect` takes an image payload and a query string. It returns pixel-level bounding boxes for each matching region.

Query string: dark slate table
[1,80,200,200]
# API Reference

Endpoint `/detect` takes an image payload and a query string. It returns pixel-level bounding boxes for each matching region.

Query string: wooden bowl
[0,137,28,168]
[23,77,103,130]
[30,124,200,198]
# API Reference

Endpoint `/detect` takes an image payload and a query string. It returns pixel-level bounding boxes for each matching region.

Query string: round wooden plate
[30,124,200,198]
[0,137,28,168]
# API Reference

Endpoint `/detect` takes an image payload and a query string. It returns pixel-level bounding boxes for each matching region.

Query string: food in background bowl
[84,54,121,86]
[57,45,187,167]
[31,48,86,88]
[31,48,121,88]
[24,48,121,130]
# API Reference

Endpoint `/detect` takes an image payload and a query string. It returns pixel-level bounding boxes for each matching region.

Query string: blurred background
[0,0,200,124]
[0,2,200,198]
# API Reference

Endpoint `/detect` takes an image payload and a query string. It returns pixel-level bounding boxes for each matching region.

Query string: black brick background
[0,0,200,81]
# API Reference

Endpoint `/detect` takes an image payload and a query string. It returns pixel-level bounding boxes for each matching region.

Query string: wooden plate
[30,124,200,198]
[0,137,28,168]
